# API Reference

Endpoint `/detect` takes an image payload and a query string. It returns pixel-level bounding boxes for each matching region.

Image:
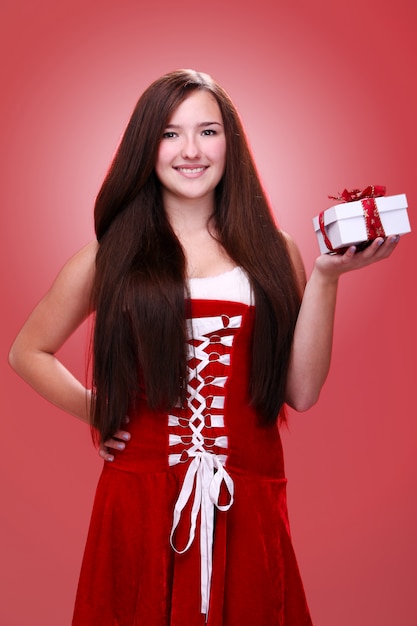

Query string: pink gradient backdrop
[1,1,416,624]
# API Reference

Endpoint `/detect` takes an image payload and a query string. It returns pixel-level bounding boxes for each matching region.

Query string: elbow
[285,389,321,413]
[8,341,21,374]
[8,338,28,376]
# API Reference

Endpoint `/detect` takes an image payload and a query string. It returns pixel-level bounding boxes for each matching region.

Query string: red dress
[72,271,313,626]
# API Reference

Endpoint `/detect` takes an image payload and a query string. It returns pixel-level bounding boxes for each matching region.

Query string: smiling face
[155,89,226,211]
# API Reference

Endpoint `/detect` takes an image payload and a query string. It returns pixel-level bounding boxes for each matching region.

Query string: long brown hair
[91,69,301,443]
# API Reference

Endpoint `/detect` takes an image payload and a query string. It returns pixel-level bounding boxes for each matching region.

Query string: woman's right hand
[99,418,131,462]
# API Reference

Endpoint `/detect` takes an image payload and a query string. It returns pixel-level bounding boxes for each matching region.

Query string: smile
[174,166,207,174]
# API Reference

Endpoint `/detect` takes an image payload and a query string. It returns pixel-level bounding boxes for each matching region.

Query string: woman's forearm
[285,266,339,412]
[9,344,91,423]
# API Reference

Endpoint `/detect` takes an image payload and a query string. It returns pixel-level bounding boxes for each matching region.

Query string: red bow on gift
[319,185,387,252]
[328,185,386,203]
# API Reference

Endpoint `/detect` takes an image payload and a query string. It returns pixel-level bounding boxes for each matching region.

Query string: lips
[174,165,208,175]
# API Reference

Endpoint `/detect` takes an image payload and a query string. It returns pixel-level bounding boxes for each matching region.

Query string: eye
[162,131,178,139]
[201,129,216,136]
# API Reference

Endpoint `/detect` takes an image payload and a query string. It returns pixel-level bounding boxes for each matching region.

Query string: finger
[386,234,401,247]
[103,437,127,451]
[112,429,131,442]
[99,447,115,462]
[369,235,400,259]
[361,237,385,258]
[340,245,357,264]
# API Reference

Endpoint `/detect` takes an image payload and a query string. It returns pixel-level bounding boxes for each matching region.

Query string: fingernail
[392,235,400,243]
[106,455,114,462]
[116,442,125,450]
[376,238,384,246]
[122,433,130,441]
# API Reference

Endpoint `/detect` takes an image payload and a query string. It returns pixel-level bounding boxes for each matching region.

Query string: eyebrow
[164,121,223,129]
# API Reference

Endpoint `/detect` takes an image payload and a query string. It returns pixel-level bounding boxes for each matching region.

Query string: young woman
[9,69,399,626]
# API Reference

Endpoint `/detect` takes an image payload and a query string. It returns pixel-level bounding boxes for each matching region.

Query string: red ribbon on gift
[319,185,387,252]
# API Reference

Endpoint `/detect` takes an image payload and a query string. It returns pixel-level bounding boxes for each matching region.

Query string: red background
[1,1,416,624]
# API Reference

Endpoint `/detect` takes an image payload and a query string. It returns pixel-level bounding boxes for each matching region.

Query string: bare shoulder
[38,238,99,319]
[44,239,99,318]
[280,231,307,292]
[51,240,98,300]
[59,239,98,276]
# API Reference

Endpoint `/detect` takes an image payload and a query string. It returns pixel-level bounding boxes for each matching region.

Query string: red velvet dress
[72,270,313,626]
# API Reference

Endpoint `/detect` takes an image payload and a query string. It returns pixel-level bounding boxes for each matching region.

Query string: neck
[162,193,215,236]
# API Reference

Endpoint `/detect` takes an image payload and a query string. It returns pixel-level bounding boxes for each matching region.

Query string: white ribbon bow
[170,451,234,616]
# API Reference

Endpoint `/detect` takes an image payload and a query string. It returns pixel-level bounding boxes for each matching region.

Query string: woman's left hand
[314,235,400,280]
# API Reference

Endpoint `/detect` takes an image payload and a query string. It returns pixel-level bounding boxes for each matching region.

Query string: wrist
[310,259,340,288]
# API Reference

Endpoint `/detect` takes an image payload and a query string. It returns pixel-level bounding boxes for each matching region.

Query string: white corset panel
[168,273,251,617]
[187,266,254,305]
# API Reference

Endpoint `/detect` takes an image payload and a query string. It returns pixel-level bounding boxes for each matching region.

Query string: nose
[181,134,201,159]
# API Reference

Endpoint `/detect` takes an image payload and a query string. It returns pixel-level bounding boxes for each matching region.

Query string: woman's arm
[284,234,400,412]
[8,240,99,423]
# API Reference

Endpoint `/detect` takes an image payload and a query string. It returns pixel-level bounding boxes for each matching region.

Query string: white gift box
[313,193,410,254]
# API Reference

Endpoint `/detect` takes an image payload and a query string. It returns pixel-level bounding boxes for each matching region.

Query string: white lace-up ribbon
[168,313,242,617]
[170,451,234,617]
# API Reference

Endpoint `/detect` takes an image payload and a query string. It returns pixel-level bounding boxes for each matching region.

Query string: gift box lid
[314,193,408,228]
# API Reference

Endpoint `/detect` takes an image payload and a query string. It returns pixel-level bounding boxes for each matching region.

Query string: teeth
[176,167,205,173]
